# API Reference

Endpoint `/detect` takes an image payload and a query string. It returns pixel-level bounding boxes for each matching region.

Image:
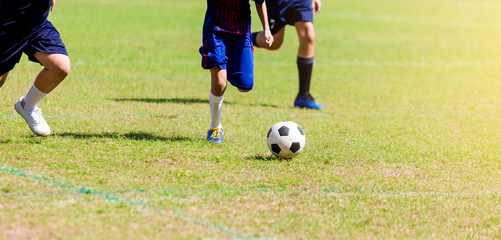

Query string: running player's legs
[252,0,323,109]
[13,21,70,136]
[199,31,230,142]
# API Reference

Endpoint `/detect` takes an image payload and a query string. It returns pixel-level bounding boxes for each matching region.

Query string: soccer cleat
[14,97,51,136]
[207,127,223,143]
[294,93,324,110]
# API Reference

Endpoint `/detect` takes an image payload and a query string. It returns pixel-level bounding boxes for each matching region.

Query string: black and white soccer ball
[266,121,306,159]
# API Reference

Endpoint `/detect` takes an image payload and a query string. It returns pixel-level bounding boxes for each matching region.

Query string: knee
[298,23,316,46]
[212,83,226,96]
[48,56,71,81]
[55,61,71,80]
[301,31,315,45]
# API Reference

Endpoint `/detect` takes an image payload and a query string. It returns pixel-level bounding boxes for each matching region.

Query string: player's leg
[0,72,8,88]
[210,66,227,128]
[21,52,70,109]
[20,53,70,109]
[33,52,70,93]
[293,20,324,110]
[200,31,228,143]
[252,27,285,50]
[207,66,226,143]
[15,52,70,137]
[210,66,227,97]
[295,21,315,59]
[14,20,70,136]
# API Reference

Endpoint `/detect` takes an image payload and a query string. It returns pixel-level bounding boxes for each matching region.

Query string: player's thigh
[34,52,70,76]
[271,27,286,49]
[227,36,254,91]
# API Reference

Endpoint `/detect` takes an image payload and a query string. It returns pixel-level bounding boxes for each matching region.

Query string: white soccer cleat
[14,97,51,136]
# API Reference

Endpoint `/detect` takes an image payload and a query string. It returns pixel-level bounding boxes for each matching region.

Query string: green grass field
[1,0,500,239]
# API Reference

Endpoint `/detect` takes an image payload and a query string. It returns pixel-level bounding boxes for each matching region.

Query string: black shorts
[266,0,314,34]
[0,20,68,75]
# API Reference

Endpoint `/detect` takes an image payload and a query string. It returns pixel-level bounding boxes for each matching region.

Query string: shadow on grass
[112,97,279,108]
[55,132,191,142]
[0,135,49,144]
[245,154,287,161]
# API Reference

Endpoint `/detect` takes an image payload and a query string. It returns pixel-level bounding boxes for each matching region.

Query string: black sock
[251,32,259,47]
[297,56,314,99]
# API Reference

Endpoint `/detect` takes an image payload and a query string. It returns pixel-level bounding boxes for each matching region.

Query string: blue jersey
[203,0,265,35]
[0,0,51,32]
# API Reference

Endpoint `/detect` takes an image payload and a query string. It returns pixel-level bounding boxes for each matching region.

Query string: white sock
[209,91,223,129]
[22,85,48,111]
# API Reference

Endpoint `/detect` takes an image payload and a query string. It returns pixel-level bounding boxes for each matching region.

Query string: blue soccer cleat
[207,127,223,143]
[294,94,324,110]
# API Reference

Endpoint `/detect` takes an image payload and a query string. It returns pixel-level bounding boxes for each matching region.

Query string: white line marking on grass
[0,164,271,240]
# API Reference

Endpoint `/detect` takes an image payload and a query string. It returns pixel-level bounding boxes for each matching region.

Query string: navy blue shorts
[266,0,314,34]
[0,20,68,75]
[199,31,254,91]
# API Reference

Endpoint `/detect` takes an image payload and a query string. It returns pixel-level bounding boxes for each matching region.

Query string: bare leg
[294,21,315,58]
[13,53,70,136]
[20,53,70,110]
[210,66,227,96]
[33,52,70,93]
[255,27,285,50]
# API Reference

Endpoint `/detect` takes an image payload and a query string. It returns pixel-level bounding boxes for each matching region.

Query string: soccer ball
[266,121,306,159]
